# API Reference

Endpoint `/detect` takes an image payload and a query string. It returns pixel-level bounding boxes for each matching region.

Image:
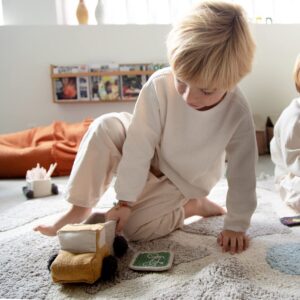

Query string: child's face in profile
[174,77,227,111]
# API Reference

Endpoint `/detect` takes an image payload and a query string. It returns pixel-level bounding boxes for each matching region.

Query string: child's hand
[217,230,249,254]
[106,202,132,234]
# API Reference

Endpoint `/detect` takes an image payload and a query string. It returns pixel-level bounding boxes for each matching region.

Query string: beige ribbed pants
[65,112,187,241]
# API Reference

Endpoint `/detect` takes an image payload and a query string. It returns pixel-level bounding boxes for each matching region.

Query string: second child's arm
[279,118,300,176]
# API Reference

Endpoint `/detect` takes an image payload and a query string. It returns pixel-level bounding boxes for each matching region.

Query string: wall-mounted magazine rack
[50,63,167,103]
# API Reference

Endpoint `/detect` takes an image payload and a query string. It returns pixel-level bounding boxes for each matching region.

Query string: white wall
[0,25,170,133]
[240,24,300,127]
[0,24,300,134]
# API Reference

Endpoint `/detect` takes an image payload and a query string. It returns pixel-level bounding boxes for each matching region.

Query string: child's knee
[93,114,126,151]
[92,113,120,132]
[123,222,158,242]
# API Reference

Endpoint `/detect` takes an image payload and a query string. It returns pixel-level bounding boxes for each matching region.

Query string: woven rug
[0,178,299,299]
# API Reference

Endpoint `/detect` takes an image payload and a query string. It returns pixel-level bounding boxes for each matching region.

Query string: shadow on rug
[0,231,209,299]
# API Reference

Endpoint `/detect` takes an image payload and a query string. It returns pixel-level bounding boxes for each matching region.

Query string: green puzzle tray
[129,251,174,271]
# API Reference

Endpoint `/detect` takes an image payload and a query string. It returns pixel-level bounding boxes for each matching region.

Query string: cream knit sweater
[115,68,257,232]
[271,97,300,180]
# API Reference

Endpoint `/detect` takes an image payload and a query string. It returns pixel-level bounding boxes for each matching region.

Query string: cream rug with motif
[0,176,299,299]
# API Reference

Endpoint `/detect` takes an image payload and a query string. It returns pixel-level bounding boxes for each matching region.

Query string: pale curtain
[57,0,300,25]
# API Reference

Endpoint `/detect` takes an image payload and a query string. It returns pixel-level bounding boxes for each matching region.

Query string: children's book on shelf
[53,65,81,101]
[98,75,121,101]
[146,63,169,71]
[77,65,90,101]
[54,77,78,101]
[100,63,119,71]
[52,62,168,102]
[119,64,147,72]
[88,63,120,101]
[120,64,147,100]
[53,65,79,74]
[89,64,101,101]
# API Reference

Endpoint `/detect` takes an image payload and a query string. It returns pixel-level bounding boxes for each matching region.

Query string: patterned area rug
[0,178,299,299]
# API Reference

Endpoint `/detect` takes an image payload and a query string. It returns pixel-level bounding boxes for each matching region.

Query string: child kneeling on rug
[35,1,257,254]
[270,54,300,212]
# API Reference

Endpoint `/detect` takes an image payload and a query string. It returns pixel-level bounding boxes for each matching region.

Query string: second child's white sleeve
[280,119,300,176]
[115,82,162,202]
[224,113,258,232]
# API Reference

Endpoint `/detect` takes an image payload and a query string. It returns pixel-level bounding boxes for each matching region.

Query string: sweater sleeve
[224,112,257,232]
[114,81,162,202]
[280,118,300,176]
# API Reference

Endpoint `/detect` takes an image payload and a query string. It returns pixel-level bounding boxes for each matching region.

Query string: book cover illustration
[146,63,169,71]
[120,64,147,100]
[100,63,119,71]
[53,65,79,74]
[53,65,83,101]
[89,64,101,101]
[54,77,78,100]
[89,63,119,101]
[98,76,120,101]
[77,65,90,101]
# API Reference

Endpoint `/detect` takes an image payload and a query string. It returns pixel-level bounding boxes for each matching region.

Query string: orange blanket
[0,119,93,178]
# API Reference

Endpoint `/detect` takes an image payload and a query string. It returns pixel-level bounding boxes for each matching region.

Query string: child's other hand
[217,230,249,254]
[106,203,132,234]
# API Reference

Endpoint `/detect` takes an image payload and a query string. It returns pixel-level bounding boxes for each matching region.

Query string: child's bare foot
[184,197,226,219]
[33,224,58,236]
[34,205,92,236]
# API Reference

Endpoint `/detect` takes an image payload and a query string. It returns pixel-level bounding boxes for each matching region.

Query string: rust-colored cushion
[0,119,92,178]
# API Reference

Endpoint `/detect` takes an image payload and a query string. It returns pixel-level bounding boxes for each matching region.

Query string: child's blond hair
[294,54,300,93]
[166,0,255,90]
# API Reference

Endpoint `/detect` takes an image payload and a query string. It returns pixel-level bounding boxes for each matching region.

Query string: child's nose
[183,87,198,104]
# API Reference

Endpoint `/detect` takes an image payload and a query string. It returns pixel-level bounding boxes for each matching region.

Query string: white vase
[95,0,104,25]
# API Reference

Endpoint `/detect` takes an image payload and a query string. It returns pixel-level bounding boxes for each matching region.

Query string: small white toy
[23,163,58,199]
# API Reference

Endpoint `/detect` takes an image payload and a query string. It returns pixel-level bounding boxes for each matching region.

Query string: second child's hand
[217,230,249,254]
[106,201,132,234]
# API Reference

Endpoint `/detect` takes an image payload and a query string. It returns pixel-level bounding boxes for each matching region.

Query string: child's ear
[113,235,128,257]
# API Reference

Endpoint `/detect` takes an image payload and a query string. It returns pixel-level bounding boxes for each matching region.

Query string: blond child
[35,1,257,254]
[270,54,300,211]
